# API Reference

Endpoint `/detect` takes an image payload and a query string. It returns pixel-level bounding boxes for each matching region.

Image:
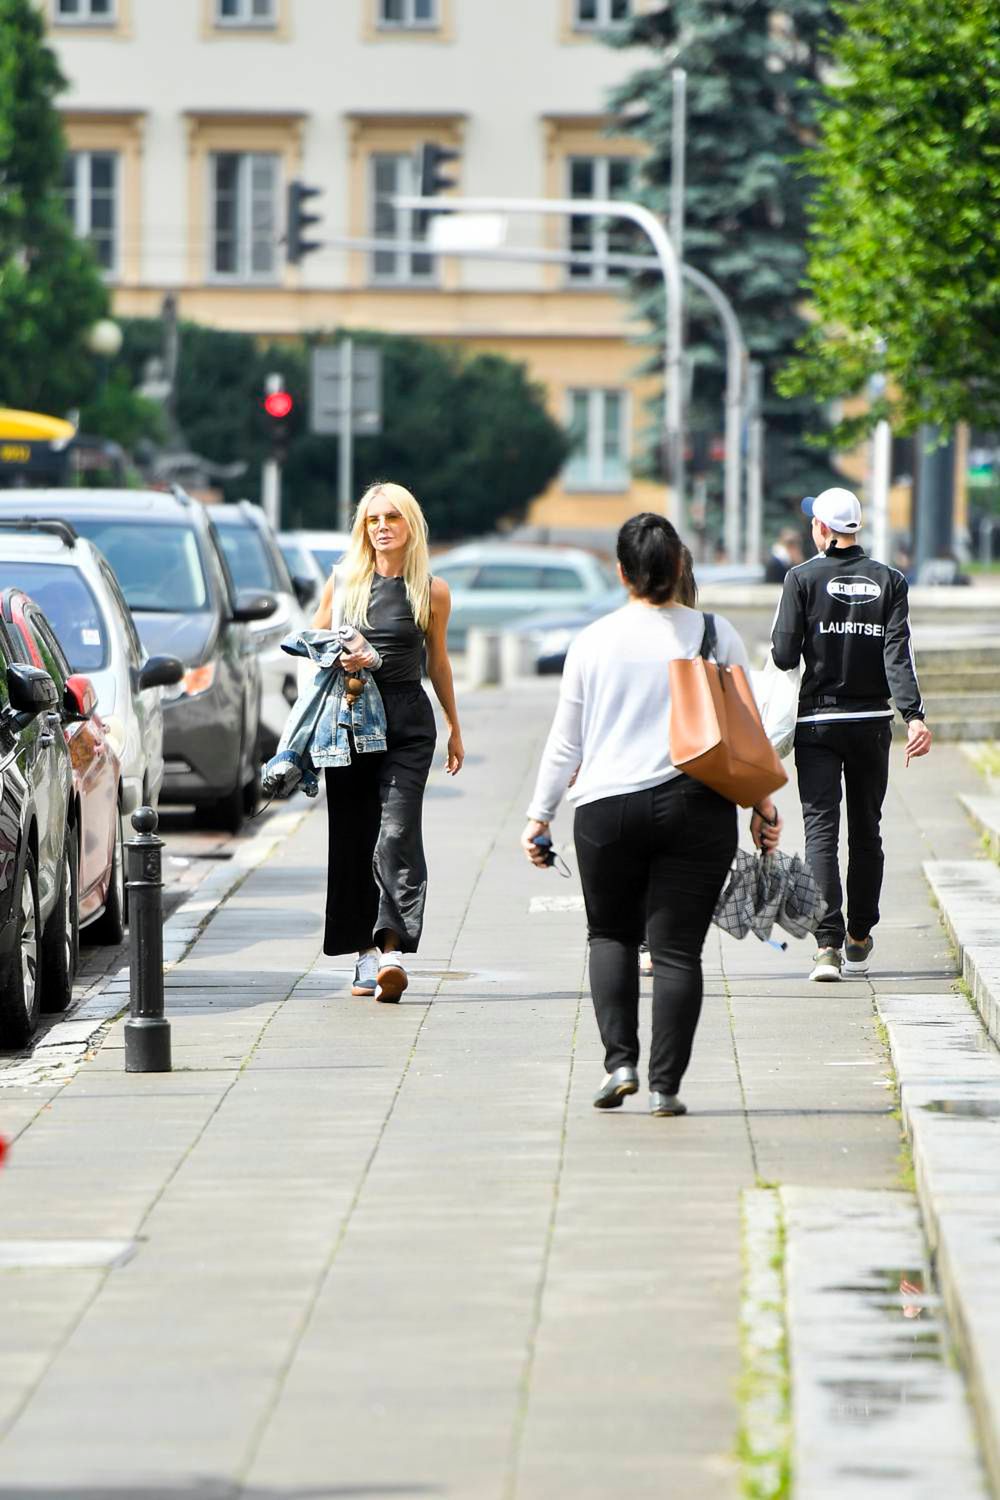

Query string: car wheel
[40,831,78,1014]
[0,848,42,1049]
[88,804,126,946]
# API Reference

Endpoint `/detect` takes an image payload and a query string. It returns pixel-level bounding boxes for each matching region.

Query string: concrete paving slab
[877,987,1000,1493]
[782,1186,988,1498]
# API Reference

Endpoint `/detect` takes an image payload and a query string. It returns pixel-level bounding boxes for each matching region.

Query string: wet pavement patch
[781,1187,988,1498]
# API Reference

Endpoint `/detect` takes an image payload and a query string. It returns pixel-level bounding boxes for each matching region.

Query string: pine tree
[610,0,838,538]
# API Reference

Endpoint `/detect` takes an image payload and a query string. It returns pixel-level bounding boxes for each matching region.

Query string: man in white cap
[771,487,932,981]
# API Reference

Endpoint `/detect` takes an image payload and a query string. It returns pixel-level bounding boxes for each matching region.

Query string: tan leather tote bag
[669,614,788,808]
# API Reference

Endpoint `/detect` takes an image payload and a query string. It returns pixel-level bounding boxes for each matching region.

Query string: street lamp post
[395,193,686,525]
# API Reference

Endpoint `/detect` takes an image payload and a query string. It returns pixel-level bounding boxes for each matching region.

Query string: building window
[573,0,631,28]
[210,152,280,280]
[55,0,116,21]
[370,153,434,284]
[215,0,276,22]
[567,155,634,283]
[378,0,438,27]
[565,389,629,490]
[62,151,119,276]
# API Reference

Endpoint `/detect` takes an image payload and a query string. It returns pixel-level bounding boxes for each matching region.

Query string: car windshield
[310,546,345,575]
[70,520,209,612]
[280,541,314,577]
[215,524,283,592]
[5,563,107,671]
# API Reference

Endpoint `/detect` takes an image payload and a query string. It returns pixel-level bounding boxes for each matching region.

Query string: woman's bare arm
[312,573,334,630]
[425,577,464,775]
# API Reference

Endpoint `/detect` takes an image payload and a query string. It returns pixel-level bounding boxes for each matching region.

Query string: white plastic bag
[751,656,801,760]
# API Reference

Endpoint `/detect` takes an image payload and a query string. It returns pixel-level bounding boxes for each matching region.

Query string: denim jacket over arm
[261,629,387,798]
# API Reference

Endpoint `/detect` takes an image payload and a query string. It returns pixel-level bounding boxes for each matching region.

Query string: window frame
[566,153,635,286]
[214,0,277,26]
[564,387,631,493]
[54,0,117,24]
[377,0,439,29]
[208,149,282,284]
[369,150,436,287]
[63,149,120,281]
[572,0,632,30]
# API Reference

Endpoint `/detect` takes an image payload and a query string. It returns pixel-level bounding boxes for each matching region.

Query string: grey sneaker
[649,1092,687,1117]
[351,952,378,996]
[843,935,874,977]
[593,1066,639,1110]
[809,947,843,982]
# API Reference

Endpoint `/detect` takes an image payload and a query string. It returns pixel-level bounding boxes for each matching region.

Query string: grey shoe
[843,935,873,976]
[351,952,378,996]
[593,1066,639,1110]
[649,1092,687,1117]
[809,946,843,982]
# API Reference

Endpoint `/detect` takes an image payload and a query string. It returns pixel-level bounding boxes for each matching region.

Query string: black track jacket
[770,544,925,724]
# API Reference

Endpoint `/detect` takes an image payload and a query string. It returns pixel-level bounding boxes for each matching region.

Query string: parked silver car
[0,519,181,813]
[277,531,325,610]
[292,528,352,578]
[0,490,276,835]
[431,543,621,647]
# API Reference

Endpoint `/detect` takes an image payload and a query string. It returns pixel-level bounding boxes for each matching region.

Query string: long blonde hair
[338,481,432,632]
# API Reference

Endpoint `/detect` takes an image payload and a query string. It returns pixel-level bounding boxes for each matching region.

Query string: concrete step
[917,667,1000,693]
[961,795,1000,861]
[916,692,1000,717]
[913,641,1000,667]
[893,716,1000,742]
[923,859,1000,1046]
[876,990,1000,1496]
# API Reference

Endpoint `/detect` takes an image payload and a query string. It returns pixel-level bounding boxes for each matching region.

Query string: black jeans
[574,777,737,1095]
[794,717,892,949]
[324,683,437,956]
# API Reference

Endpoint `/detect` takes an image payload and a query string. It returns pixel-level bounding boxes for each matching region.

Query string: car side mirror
[4,663,59,730]
[64,674,98,721]
[292,574,318,609]
[232,589,278,624]
[138,654,184,691]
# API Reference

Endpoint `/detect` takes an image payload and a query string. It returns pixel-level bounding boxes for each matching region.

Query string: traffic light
[286,180,323,265]
[417,141,460,201]
[262,375,294,462]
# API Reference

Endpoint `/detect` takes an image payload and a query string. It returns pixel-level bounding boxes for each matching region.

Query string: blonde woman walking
[312,482,464,1001]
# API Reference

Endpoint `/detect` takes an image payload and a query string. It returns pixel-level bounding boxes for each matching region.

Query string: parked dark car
[4,588,126,946]
[0,621,78,1047]
[0,490,277,834]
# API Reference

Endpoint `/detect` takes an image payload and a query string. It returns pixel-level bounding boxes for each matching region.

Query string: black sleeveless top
[365,573,426,684]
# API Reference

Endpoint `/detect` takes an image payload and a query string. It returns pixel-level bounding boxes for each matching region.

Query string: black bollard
[124,806,171,1073]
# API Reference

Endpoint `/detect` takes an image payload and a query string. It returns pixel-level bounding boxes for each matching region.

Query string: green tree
[779,0,1000,443]
[611,0,838,530]
[117,320,569,538]
[0,0,156,448]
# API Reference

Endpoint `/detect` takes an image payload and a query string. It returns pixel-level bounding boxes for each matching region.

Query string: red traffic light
[263,390,293,420]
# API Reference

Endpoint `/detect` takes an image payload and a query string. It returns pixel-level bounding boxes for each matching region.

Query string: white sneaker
[639,944,654,977]
[351,951,378,996]
[375,951,409,1004]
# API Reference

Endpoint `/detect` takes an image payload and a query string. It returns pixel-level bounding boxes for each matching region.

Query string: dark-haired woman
[521,514,781,1117]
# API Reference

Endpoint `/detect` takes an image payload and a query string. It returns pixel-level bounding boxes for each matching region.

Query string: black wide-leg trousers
[793,716,892,949]
[574,776,737,1095]
[324,683,436,956]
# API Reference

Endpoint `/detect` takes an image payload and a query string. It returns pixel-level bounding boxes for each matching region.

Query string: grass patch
[966,741,1000,780]
[737,1191,792,1500]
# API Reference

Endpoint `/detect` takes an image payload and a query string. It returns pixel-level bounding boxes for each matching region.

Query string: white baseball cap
[800,487,863,533]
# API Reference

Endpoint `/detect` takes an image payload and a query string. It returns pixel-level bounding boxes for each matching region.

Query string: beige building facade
[46,0,665,529]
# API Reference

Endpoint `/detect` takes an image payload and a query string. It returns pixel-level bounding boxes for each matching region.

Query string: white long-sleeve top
[526,601,752,824]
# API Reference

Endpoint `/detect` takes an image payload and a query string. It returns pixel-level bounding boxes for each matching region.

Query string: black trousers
[574,777,737,1095]
[793,717,892,949]
[324,683,436,956]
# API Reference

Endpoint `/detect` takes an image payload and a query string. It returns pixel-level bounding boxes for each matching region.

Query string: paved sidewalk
[0,683,983,1499]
